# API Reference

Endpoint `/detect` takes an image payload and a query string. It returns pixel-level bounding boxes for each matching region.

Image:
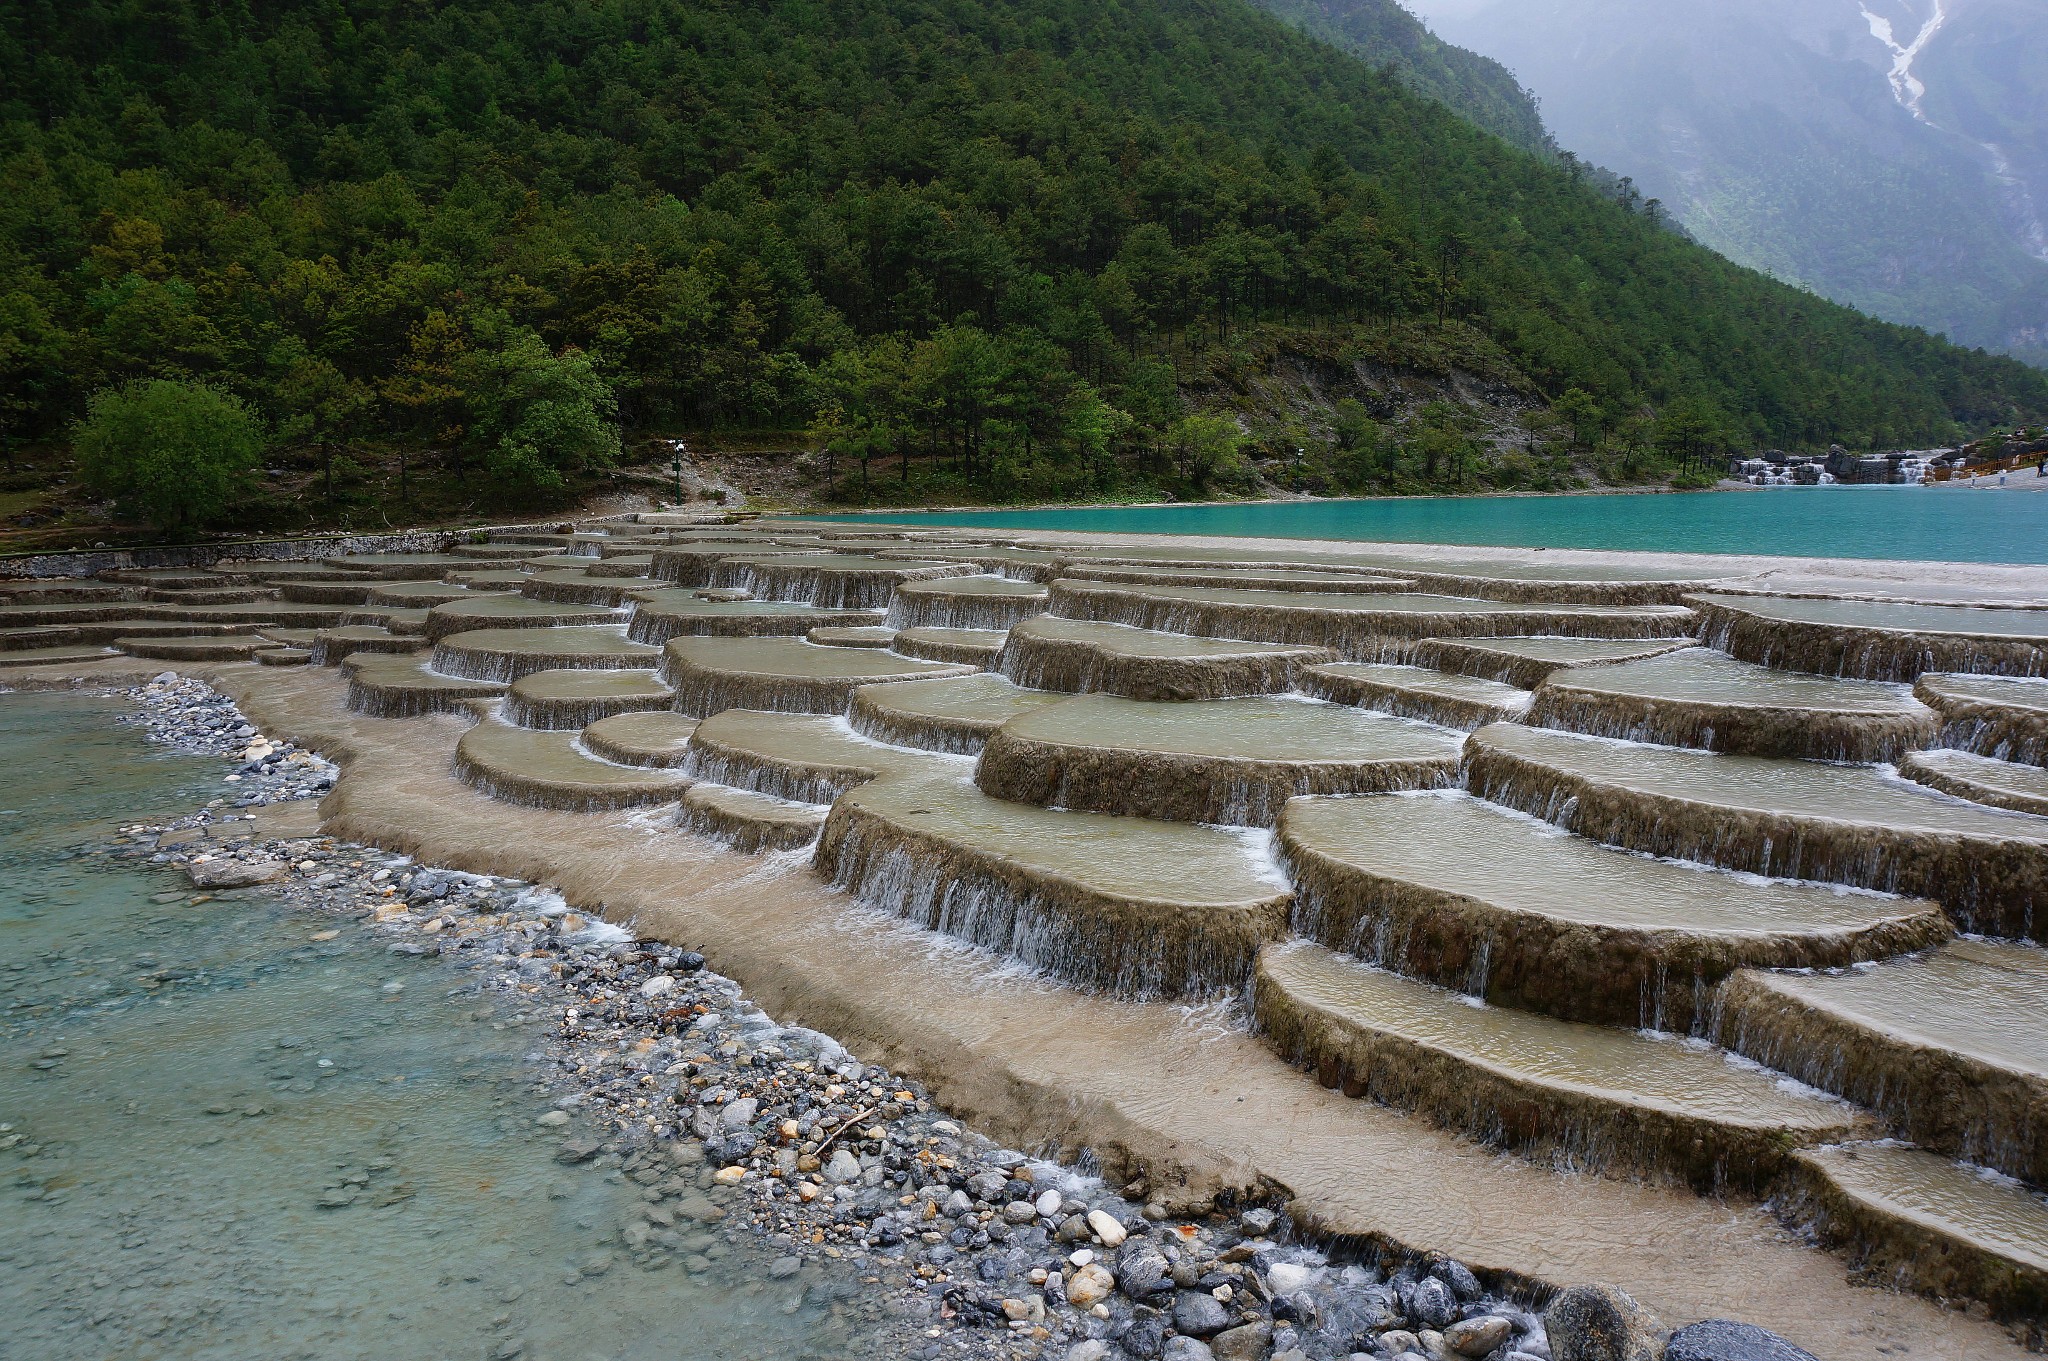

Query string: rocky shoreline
[40,673,1818,1361]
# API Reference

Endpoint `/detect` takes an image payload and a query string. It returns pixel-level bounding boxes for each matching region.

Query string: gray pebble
[1173,1290,1232,1337]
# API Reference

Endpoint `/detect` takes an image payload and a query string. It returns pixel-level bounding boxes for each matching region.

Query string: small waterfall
[812,804,1270,1000]
[1927,712,2048,767]
[994,634,1082,693]
[431,633,640,683]
[502,689,662,733]
[520,575,637,606]
[647,548,740,586]
[1694,597,2048,681]
[453,743,681,813]
[678,786,827,854]
[1302,666,1527,731]
[347,673,495,718]
[1463,937,1492,1001]
[680,746,873,805]
[663,671,846,720]
[1280,850,1421,980]
[1251,953,1817,1195]
[1049,584,1341,651]
[890,629,1005,667]
[848,701,995,757]
[626,608,682,646]
[1716,968,2044,1185]
[996,625,1317,701]
[429,641,520,683]
[1525,687,1934,764]
[1979,140,2048,266]
[980,733,1458,827]
[884,583,1047,631]
[1048,582,1694,660]
[1465,735,2048,938]
[713,560,974,611]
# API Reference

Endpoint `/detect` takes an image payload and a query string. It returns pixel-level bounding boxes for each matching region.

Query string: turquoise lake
[803,486,2048,564]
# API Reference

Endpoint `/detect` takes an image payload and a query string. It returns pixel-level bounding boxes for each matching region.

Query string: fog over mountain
[1402,0,2048,366]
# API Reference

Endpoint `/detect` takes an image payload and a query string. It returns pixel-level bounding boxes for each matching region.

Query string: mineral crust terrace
[8,517,2048,1361]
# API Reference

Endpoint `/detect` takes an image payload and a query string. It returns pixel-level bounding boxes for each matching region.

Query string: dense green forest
[1249,0,1552,156]
[2,0,2046,525]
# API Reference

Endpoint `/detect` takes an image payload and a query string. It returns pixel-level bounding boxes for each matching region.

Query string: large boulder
[1666,1320,1819,1361]
[1544,1284,1666,1361]
[186,857,283,889]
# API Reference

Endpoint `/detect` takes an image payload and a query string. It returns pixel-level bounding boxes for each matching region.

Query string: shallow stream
[0,692,875,1361]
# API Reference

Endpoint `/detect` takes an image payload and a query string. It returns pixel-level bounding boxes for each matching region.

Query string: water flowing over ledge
[13,513,2048,1360]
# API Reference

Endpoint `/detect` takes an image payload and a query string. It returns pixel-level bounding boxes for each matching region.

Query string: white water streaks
[1860,2,2048,266]
[1860,0,1948,121]
[1983,138,2048,265]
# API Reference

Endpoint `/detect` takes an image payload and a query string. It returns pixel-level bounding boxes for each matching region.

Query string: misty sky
[1382,0,2048,360]
[1398,0,1491,23]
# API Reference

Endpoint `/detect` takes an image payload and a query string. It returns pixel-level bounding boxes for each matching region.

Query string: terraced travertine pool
[10,515,2048,1359]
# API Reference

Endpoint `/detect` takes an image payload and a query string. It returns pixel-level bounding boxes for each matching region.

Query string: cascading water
[1860,0,2048,266]
[27,512,2048,1348]
[1860,0,1947,121]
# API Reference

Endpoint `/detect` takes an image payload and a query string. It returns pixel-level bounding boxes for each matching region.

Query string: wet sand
[70,655,2016,1361]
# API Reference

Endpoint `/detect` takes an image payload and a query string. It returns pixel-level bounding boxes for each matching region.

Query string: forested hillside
[2,0,2046,525]
[1249,0,1551,156]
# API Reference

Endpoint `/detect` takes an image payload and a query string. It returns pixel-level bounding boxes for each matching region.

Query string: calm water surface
[0,693,869,1361]
[805,486,2048,564]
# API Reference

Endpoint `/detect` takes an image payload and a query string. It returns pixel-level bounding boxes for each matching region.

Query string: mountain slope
[1251,0,1551,155]
[1407,0,2048,365]
[1,0,2044,517]
[1917,0,2048,349]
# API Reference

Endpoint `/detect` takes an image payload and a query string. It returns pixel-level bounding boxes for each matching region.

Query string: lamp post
[669,441,686,506]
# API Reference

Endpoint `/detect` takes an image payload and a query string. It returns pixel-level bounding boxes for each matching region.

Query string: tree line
[3,0,2045,528]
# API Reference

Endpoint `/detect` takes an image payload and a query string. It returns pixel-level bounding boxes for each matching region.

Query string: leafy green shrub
[459,321,621,503]
[72,380,264,535]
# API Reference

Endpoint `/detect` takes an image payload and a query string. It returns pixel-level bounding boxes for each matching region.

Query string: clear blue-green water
[802,486,2048,564]
[0,693,867,1361]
